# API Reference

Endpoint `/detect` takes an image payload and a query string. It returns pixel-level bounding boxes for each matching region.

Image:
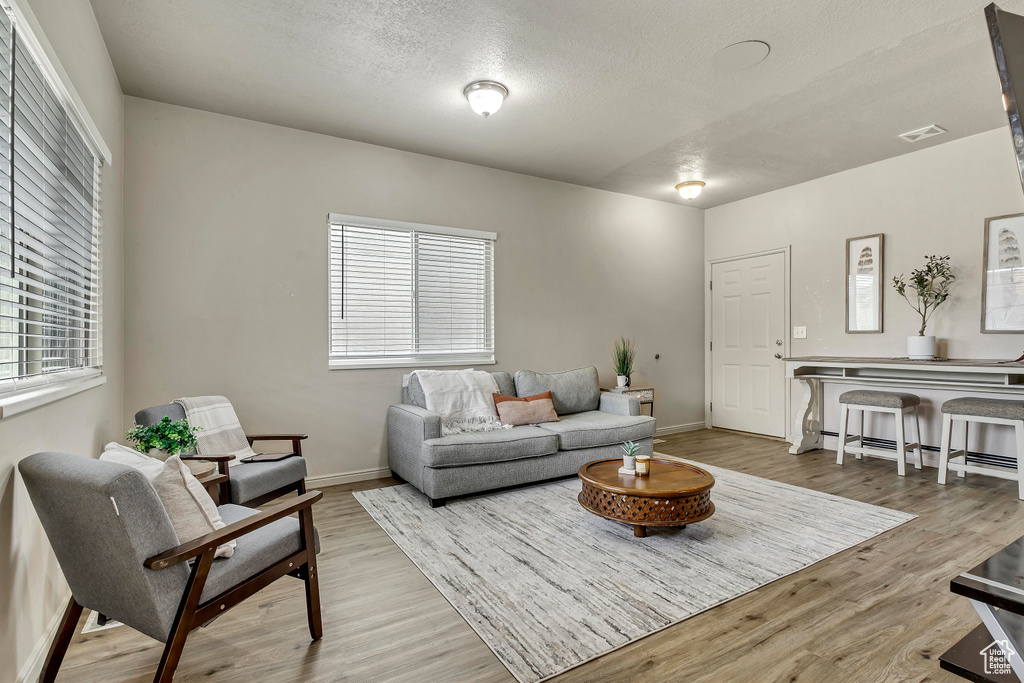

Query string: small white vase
[907,335,936,360]
[621,455,636,474]
[616,375,628,388]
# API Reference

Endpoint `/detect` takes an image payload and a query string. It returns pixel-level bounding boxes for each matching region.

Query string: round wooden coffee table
[577,458,715,538]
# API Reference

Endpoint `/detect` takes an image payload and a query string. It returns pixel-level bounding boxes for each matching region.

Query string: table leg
[634,525,646,538]
[790,377,824,454]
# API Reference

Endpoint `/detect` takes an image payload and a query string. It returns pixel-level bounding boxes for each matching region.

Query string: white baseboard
[305,467,393,488]
[18,589,71,683]
[655,422,706,437]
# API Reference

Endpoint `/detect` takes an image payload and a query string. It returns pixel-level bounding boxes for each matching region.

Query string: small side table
[602,387,654,417]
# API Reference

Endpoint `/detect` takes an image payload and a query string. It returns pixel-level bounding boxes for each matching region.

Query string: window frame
[327,213,497,370]
[0,0,110,418]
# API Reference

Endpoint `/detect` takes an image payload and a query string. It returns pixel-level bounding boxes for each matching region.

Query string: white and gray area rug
[354,459,916,682]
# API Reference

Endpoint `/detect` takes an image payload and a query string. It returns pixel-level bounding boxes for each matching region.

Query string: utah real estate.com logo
[980,639,1016,676]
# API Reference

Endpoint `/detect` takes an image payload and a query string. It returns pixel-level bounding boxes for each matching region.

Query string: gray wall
[2,1,124,680]
[705,128,1024,453]
[122,97,706,481]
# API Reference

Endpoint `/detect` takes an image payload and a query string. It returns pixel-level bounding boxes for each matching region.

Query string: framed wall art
[983,212,1024,332]
[846,233,884,333]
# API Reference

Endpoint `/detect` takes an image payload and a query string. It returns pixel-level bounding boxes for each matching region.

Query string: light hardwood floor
[55,429,1024,682]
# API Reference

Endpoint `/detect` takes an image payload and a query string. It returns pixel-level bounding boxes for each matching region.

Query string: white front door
[711,252,787,437]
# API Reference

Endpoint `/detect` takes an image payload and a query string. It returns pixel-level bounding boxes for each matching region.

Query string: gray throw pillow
[513,366,600,415]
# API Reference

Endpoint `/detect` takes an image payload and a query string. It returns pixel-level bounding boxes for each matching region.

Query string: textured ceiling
[90,0,1024,208]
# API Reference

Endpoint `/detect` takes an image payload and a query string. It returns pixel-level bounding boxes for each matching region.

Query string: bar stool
[938,397,1024,499]
[837,390,923,476]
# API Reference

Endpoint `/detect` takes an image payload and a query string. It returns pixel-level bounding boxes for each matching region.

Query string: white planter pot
[616,375,628,388]
[619,455,636,475]
[147,448,169,461]
[907,335,936,360]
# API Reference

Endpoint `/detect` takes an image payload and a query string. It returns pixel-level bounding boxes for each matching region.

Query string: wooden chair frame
[40,490,324,683]
[178,434,308,507]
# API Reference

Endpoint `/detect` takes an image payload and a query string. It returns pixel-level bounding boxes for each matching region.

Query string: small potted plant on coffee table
[620,440,640,475]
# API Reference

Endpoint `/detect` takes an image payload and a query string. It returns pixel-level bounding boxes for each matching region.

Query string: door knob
[774,353,783,359]
[776,340,783,346]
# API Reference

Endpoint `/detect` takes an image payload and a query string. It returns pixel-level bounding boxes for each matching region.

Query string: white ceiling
[90,0,1024,208]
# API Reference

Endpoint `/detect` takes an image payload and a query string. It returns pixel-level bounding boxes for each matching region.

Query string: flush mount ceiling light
[711,41,770,73]
[464,80,508,117]
[675,181,705,199]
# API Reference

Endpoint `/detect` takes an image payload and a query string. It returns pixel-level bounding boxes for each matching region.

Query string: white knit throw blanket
[174,396,256,466]
[413,370,504,436]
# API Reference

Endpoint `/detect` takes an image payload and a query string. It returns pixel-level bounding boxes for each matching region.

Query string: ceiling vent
[898,124,947,143]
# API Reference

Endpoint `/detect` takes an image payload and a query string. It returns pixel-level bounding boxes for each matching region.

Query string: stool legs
[856,409,864,458]
[837,404,849,465]
[910,406,923,470]
[959,421,969,478]
[938,413,952,485]
[894,408,908,476]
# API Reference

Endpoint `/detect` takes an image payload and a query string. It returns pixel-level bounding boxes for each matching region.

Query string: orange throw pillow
[493,391,560,426]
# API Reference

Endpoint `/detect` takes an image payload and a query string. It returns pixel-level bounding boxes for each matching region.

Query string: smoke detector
[898,124,946,143]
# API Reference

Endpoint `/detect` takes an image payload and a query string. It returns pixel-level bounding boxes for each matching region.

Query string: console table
[784,357,1024,455]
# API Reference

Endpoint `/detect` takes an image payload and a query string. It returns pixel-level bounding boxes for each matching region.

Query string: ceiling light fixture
[464,80,508,117]
[675,181,705,199]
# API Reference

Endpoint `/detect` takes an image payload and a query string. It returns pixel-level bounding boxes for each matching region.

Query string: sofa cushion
[513,366,600,415]
[405,371,514,407]
[535,411,656,450]
[228,456,307,506]
[421,426,559,468]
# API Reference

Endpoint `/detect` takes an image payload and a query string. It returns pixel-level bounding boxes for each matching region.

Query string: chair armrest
[599,393,641,416]
[246,434,308,442]
[180,454,236,463]
[145,490,323,570]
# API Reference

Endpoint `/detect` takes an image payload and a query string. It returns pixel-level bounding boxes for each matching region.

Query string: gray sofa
[387,366,656,506]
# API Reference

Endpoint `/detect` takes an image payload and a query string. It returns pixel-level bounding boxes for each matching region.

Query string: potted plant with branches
[892,254,955,360]
[613,337,637,388]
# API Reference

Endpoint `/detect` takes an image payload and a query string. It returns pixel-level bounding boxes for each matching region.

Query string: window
[0,4,106,408]
[328,214,495,369]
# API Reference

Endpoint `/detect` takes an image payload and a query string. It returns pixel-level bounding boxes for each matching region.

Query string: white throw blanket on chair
[174,396,257,466]
[412,370,504,436]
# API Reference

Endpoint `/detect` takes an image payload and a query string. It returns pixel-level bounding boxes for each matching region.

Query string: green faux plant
[613,337,637,377]
[892,255,956,336]
[620,440,641,458]
[125,416,201,455]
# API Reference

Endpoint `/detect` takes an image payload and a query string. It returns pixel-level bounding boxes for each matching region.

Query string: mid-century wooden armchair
[18,452,322,683]
[135,403,308,507]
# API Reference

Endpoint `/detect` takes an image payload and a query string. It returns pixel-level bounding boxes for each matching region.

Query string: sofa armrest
[599,392,640,416]
[389,404,441,440]
[387,405,440,489]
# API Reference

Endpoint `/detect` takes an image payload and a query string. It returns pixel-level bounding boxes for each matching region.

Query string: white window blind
[329,215,495,369]
[0,7,103,391]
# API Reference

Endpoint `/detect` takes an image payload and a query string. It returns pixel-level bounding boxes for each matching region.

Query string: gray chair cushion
[535,411,656,450]
[200,504,319,603]
[404,371,515,407]
[941,397,1024,420]
[513,366,600,415]
[229,456,307,506]
[838,390,920,409]
[421,426,559,468]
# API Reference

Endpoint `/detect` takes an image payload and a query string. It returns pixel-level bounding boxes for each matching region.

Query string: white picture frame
[983,213,1024,333]
[846,233,884,334]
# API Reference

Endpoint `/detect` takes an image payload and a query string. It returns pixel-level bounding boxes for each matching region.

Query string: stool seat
[839,390,921,409]
[941,397,1024,421]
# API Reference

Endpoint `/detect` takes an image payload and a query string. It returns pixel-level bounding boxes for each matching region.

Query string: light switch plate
[793,326,807,339]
